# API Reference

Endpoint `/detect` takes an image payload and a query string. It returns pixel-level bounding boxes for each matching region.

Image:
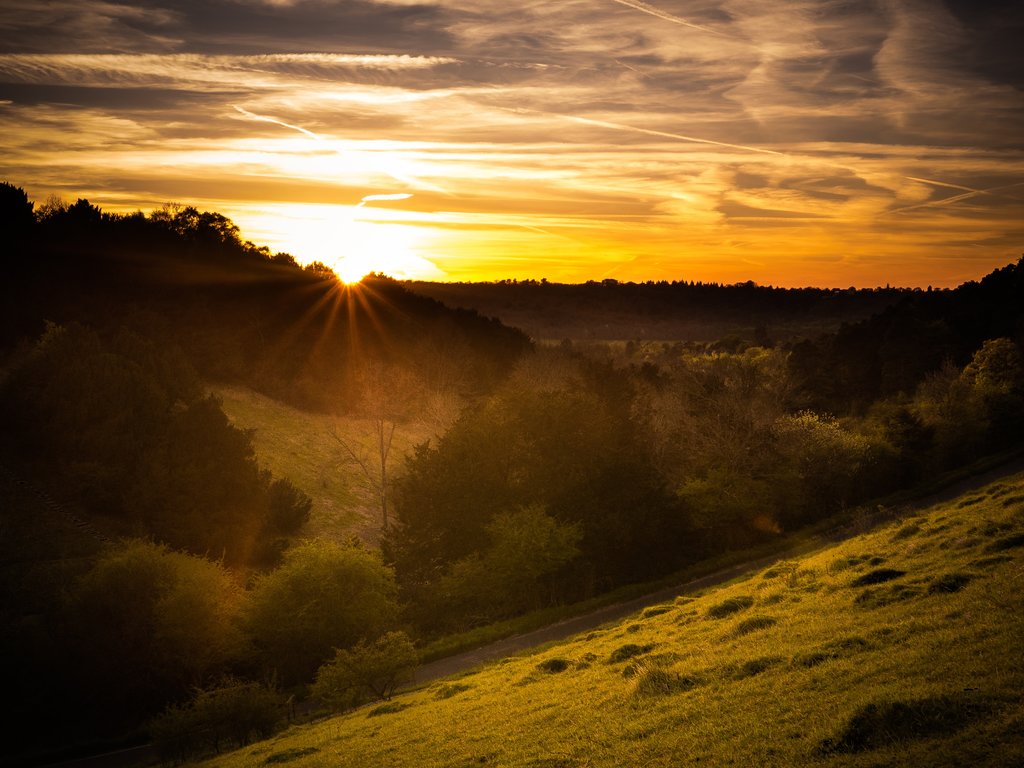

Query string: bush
[148,679,285,763]
[312,631,419,712]
[706,596,755,619]
[266,478,312,534]
[247,540,399,685]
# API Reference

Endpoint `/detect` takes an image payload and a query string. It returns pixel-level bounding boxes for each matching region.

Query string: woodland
[1,181,1022,763]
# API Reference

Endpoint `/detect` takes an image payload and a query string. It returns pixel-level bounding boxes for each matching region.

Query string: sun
[224,202,447,282]
[333,252,378,283]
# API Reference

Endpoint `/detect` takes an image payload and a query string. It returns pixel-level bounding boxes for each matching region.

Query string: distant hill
[0,184,530,412]
[406,278,916,343]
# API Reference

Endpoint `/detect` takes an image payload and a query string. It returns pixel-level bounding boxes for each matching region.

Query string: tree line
[2,180,1022,762]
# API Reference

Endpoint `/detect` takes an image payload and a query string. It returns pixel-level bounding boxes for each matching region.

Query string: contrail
[357,193,414,207]
[887,180,1024,215]
[609,0,729,37]
[231,106,446,193]
[527,109,787,157]
[231,105,323,141]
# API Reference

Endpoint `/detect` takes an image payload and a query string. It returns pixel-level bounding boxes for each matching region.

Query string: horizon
[2,1,1023,289]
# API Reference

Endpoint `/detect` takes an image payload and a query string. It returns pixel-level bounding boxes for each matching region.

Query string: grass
[212,385,435,544]
[197,472,1024,767]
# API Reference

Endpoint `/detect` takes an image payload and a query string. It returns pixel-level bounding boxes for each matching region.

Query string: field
[200,473,1024,767]
[213,386,436,544]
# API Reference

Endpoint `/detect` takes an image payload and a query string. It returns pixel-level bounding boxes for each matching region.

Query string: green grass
[213,386,434,544]
[198,473,1024,767]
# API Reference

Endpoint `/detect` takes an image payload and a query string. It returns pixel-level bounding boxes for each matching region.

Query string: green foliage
[391,374,687,629]
[431,506,582,628]
[193,474,1024,768]
[66,540,247,711]
[312,631,419,711]
[266,478,313,534]
[247,540,400,685]
[147,678,284,763]
[0,323,298,565]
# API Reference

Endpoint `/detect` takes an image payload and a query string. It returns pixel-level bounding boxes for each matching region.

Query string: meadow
[214,386,436,544]
[200,472,1024,768]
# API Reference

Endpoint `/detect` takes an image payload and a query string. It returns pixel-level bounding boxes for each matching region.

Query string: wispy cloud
[0,0,1021,286]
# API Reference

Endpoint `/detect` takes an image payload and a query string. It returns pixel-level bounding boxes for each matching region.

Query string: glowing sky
[1,0,1022,286]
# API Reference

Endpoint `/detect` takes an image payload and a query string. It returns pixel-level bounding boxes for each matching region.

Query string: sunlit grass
[199,472,1024,767]
[213,386,433,543]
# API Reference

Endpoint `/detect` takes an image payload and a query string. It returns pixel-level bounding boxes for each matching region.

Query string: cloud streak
[0,0,1021,287]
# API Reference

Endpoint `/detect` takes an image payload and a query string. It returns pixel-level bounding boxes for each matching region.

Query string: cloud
[1,0,1021,286]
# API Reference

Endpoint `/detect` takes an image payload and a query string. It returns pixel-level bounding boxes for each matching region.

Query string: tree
[148,678,284,762]
[65,540,248,714]
[245,540,399,685]
[311,631,419,711]
[332,363,422,531]
[433,506,581,627]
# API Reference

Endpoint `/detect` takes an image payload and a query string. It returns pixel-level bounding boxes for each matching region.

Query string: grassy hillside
[202,473,1024,767]
[213,386,437,544]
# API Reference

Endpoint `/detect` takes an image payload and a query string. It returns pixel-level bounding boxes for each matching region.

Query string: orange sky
[1,1,1022,287]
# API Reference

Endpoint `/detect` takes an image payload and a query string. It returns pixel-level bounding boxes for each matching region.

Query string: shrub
[819,694,989,753]
[148,679,285,763]
[312,631,419,711]
[706,596,755,619]
[850,568,906,587]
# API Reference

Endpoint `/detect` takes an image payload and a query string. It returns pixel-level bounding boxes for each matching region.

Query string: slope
[202,472,1024,767]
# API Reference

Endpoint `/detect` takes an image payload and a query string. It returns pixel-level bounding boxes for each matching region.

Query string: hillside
[406,279,913,343]
[201,473,1024,767]
[213,385,441,544]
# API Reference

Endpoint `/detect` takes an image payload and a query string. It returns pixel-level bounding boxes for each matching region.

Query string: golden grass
[198,472,1024,767]
[212,386,434,544]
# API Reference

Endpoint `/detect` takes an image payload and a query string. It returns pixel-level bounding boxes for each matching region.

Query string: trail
[413,453,1024,685]
[41,454,1024,768]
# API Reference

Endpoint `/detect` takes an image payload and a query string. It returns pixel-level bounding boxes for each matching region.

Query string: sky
[1,1,1022,287]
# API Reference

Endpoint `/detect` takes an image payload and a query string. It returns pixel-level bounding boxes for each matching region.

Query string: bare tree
[331,363,421,531]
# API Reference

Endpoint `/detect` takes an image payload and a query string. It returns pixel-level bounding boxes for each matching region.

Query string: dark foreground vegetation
[1,181,1022,764]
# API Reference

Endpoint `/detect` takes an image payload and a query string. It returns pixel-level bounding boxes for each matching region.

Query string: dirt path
[413,454,1024,686]
[45,455,1024,767]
